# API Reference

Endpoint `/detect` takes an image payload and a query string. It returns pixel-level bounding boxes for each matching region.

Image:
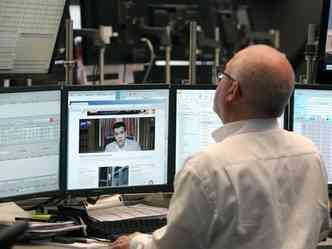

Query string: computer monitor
[290,84,332,184]
[174,85,287,173]
[174,85,219,173]
[0,87,63,201]
[65,85,171,195]
[0,0,66,74]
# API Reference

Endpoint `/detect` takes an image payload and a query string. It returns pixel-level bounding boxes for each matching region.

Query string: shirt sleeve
[129,159,216,249]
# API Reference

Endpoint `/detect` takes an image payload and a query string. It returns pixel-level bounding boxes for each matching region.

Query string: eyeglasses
[216,71,237,83]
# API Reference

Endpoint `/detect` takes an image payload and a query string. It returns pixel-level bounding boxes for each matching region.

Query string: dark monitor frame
[63,84,174,196]
[289,83,332,190]
[316,0,332,83]
[283,103,291,131]
[0,86,65,202]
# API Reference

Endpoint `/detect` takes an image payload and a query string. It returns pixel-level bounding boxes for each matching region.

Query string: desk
[14,243,110,249]
[14,246,67,249]
[12,239,332,249]
[12,243,110,249]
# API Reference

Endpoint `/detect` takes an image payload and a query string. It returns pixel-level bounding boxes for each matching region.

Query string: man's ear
[225,81,241,102]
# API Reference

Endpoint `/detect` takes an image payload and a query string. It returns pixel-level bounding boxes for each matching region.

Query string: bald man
[111,45,330,249]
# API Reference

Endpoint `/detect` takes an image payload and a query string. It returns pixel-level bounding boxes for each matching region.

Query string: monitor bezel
[282,104,290,131]
[316,0,332,83]
[63,84,174,196]
[0,86,65,202]
[172,85,217,90]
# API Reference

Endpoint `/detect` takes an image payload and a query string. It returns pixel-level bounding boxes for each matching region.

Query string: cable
[140,38,155,84]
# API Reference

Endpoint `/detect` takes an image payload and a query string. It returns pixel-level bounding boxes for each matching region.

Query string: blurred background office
[0,0,324,86]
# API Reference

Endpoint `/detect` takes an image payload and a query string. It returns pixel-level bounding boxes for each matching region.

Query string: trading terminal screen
[175,88,285,173]
[175,89,220,173]
[0,90,61,199]
[66,88,170,191]
[293,88,332,184]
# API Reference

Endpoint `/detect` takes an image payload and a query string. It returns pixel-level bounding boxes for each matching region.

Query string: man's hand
[110,233,143,249]
[111,235,130,249]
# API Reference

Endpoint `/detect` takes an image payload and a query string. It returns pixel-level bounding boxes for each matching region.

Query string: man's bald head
[224,45,294,118]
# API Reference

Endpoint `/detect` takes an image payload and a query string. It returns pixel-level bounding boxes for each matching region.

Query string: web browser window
[67,88,170,190]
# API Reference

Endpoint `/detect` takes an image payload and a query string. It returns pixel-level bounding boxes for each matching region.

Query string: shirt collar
[212,118,280,143]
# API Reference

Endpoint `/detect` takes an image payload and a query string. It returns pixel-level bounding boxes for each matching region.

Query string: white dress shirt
[130,118,330,249]
[105,138,141,152]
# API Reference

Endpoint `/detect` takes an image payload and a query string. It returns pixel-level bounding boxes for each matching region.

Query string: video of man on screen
[79,117,155,153]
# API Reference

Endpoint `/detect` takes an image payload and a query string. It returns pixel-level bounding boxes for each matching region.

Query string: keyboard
[87,217,167,241]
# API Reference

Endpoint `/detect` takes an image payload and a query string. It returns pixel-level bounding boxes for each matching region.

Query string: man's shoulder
[285,130,320,152]
[203,129,320,165]
[180,151,232,196]
[183,150,228,176]
[220,127,318,149]
[125,138,141,150]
